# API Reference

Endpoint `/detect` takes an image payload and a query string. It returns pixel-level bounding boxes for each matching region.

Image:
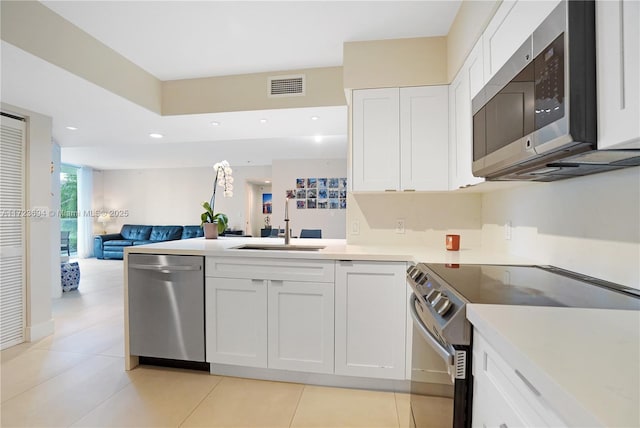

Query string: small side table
[61,261,80,292]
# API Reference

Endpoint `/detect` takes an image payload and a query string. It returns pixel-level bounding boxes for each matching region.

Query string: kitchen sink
[232,244,325,251]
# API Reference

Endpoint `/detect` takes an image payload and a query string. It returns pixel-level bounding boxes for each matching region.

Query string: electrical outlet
[351,220,360,235]
[505,221,512,240]
[395,219,405,234]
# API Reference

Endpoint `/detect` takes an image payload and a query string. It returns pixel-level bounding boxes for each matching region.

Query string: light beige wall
[162,67,345,115]
[2,103,56,341]
[481,168,640,289]
[343,37,447,90]
[346,192,483,248]
[446,0,501,81]
[99,164,271,234]
[0,1,162,114]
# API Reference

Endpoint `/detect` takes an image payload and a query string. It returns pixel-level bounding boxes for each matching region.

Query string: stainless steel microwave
[471,0,639,181]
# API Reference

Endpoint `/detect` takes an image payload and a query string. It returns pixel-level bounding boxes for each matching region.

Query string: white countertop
[124,236,536,265]
[467,304,640,428]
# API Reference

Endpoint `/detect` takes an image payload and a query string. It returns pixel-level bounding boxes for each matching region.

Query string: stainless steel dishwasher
[128,254,205,362]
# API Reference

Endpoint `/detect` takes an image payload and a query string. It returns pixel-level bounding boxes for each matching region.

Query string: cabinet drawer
[206,257,334,283]
[474,332,566,427]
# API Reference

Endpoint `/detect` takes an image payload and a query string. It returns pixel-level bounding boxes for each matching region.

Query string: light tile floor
[1,258,451,428]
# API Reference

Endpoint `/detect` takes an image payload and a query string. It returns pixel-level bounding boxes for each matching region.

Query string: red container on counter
[446,234,460,251]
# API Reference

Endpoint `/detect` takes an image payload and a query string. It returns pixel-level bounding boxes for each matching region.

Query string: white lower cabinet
[206,277,268,368]
[472,331,566,428]
[205,257,335,374]
[267,280,334,373]
[335,261,407,379]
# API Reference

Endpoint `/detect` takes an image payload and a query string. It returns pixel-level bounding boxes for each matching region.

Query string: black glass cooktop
[424,264,640,310]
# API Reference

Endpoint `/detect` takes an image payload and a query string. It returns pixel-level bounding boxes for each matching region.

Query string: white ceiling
[1,1,462,170]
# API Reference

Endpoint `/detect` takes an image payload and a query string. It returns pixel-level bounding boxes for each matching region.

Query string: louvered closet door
[0,114,26,350]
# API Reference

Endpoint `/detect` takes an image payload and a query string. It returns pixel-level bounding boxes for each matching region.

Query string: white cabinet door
[400,86,449,191]
[449,69,484,190]
[267,280,334,374]
[335,261,406,379]
[596,0,640,149]
[472,373,529,428]
[472,331,566,428]
[467,38,485,101]
[483,0,561,82]
[205,277,268,368]
[352,88,400,191]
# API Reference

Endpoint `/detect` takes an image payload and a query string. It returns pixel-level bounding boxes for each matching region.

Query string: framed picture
[307,188,317,199]
[329,199,339,209]
[328,178,339,188]
[262,193,272,214]
[296,189,306,199]
[307,178,317,188]
[318,188,327,199]
[307,198,317,209]
[296,178,306,189]
[318,200,328,209]
[328,190,339,199]
[297,200,306,209]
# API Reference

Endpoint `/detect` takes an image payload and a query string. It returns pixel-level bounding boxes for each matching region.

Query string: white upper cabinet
[352,88,400,191]
[483,0,561,82]
[448,33,485,191]
[467,39,485,101]
[596,0,640,149]
[400,86,449,191]
[352,86,449,192]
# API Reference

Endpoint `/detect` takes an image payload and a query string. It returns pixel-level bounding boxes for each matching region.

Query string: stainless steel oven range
[406,263,640,428]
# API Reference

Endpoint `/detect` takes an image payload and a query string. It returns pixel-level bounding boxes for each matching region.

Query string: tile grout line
[288,383,307,428]
[177,374,227,427]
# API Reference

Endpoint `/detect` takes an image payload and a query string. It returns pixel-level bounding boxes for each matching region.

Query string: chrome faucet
[284,198,291,245]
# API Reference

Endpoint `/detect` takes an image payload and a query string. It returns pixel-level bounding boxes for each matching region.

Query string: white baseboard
[26,318,55,342]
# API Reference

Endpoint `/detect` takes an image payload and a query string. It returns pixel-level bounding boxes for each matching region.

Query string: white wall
[481,168,640,289]
[98,164,271,234]
[271,159,347,239]
[2,103,56,341]
[346,168,640,289]
[346,192,483,248]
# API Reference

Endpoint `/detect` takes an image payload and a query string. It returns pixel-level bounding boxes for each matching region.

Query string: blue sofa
[94,224,204,260]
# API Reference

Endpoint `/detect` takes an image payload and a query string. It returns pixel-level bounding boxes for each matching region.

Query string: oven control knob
[434,297,453,316]
[413,272,425,283]
[426,290,442,305]
[406,266,417,277]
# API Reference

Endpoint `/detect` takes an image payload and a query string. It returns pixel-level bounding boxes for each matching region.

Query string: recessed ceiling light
[311,116,319,121]
[149,133,163,139]
[210,121,220,126]
[314,135,323,143]
[260,119,268,124]
[66,126,78,130]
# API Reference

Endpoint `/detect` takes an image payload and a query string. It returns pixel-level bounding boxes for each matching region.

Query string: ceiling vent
[268,74,305,98]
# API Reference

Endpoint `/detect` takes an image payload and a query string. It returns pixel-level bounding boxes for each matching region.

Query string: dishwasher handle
[129,263,202,274]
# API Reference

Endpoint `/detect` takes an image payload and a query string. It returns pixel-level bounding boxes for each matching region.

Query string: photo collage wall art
[286,178,347,210]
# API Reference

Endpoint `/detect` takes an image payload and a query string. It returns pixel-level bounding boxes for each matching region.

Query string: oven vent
[454,350,467,379]
[268,74,305,97]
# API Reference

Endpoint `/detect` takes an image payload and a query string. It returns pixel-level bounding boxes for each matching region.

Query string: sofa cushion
[150,226,183,241]
[132,240,154,246]
[182,225,204,239]
[120,225,152,241]
[104,240,134,247]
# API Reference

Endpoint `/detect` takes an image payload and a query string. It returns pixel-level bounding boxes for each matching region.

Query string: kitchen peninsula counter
[123,236,535,265]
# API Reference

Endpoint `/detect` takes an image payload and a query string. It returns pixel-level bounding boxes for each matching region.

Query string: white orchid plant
[201,160,233,234]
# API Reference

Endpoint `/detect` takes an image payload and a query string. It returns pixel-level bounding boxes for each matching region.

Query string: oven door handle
[410,294,455,366]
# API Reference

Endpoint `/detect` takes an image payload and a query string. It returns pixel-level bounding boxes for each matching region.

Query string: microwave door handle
[410,294,455,366]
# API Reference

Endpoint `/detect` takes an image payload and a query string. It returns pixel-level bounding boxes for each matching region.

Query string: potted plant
[201,160,233,239]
